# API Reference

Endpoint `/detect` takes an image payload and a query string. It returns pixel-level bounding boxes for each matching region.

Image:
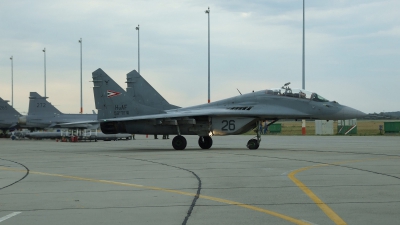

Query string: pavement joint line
[0,212,21,223]
[0,166,310,225]
[288,156,398,225]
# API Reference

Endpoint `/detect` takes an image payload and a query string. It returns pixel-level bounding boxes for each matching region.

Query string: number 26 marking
[222,120,235,131]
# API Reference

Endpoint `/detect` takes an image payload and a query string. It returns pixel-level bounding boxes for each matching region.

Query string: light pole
[10,56,13,107]
[79,38,83,114]
[302,0,306,135]
[302,0,305,90]
[43,48,46,97]
[136,24,140,74]
[205,7,210,103]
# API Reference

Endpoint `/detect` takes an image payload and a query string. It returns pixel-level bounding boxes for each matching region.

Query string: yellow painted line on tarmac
[288,165,347,225]
[288,157,400,225]
[1,167,310,225]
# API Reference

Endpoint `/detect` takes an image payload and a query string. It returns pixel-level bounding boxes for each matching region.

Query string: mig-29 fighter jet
[92,69,365,150]
[0,97,21,137]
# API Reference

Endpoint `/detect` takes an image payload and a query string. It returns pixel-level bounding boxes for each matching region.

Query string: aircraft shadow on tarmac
[86,147,275,154]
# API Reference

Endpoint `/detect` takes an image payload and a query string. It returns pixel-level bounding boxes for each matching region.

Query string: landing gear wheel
[247,139,259,150]
[172,135,187,150]
[198,136,213,149]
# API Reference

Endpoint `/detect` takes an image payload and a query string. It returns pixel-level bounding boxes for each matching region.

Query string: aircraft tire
[172,135,187,150]
[198,136,213,149]
[247,139,259,150]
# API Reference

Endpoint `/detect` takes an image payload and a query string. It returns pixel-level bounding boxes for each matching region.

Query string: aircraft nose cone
[341,106,366,119]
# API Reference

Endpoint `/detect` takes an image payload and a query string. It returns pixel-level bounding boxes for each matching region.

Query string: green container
[337,125,357,135]
[384,122,400,133]
[268,124,281,133]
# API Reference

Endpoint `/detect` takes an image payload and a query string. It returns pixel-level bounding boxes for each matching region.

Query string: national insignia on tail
[107,90,121,98]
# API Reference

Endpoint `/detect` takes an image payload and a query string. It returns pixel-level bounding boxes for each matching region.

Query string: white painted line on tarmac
[281,169,295,176]
[301,219,319,225]
[0,212,21,223]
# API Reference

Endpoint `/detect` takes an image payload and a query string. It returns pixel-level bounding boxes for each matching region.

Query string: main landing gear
[198,136,213,149]
[171,135,214,150]
[172,135,187,150]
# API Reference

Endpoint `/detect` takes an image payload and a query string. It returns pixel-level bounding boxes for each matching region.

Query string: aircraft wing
[99,106,308,122]
[49,121,99,129]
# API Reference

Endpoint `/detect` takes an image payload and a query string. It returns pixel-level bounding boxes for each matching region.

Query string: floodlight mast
[136,24,140,74]
[205,7,210,103]
[302,0,305,90]
[302,0,306,135]
[10,56,13,107]
[43,48,46,97]
[79,38,83,114]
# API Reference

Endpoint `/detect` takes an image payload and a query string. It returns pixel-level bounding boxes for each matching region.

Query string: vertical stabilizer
[0,97,21,128]
[126,70,179,110]
[92,68,164,120]
[28,92,62,115]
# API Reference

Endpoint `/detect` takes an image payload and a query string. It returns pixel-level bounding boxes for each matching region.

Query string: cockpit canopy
[265,87,329,102]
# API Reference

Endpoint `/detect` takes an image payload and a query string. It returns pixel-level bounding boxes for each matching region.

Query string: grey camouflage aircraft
[92,69,365,150]
[18,92,98,130]
[0,97,21,135]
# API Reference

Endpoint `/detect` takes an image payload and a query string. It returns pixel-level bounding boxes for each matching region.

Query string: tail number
[221,120,235,131]
[37,103,46,107]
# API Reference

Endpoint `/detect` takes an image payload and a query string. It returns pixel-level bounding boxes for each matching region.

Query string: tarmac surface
[1,135,399,225]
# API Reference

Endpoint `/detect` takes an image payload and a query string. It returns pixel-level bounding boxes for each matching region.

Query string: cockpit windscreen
[265,88,329,102]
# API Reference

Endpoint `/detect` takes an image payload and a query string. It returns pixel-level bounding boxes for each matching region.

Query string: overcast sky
[1,0,399,114]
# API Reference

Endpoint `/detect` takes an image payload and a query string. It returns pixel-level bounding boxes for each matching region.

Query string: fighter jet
[18,92,98,130]
[0,97,21,136]
[92,69,365,150]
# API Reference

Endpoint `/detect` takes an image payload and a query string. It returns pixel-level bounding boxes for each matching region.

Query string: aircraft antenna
[236,88,242,95]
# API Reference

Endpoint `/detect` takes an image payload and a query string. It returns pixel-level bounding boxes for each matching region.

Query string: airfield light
[10,56,13,107]
[79,38,83,114]
[136,24,140,74]
[43,48,46,97]
[205,7,210,103]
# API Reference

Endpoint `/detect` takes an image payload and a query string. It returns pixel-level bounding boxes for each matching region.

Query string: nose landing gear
[247,139,259,150]
[247,120,262,150]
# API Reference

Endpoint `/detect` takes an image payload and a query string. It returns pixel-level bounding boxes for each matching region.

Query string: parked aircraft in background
[18,92,98,130]
[0,97,21,136]
[92,69,366,150]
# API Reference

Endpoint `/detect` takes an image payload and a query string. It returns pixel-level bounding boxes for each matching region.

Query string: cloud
[0,0,399,113]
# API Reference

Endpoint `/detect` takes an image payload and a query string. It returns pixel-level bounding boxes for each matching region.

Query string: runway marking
[288,157,398,225]
[288,165,346,225]
[301,219,320,225]
[0,167,309,225]
[0,212,21,222]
